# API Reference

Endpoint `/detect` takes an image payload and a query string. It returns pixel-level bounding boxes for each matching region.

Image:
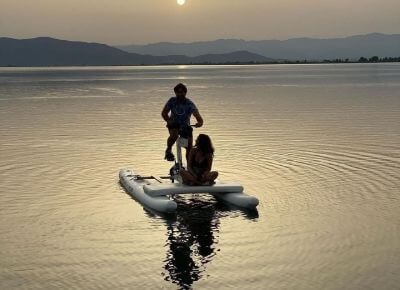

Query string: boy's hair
[174,83,188,93]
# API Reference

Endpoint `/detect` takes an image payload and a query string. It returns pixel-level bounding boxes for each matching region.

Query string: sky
[0,0,399,45]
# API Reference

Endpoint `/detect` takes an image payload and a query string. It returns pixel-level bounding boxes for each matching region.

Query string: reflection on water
[142,195,258,289]
[164,198,220,289]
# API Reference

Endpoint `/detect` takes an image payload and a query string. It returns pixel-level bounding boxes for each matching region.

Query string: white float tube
[212,192,259,209]
[119,169,177,213]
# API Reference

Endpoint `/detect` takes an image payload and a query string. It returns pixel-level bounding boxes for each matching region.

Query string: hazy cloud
[0,0,399,44]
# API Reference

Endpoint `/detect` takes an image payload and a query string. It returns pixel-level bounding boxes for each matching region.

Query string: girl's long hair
[195,134,215,155]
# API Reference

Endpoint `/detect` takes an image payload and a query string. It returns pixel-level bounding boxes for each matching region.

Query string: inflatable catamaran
[119,135,259,213]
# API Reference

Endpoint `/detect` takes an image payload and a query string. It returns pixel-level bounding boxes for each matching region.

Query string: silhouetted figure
[180,134,218,185]
[161,83,204,162]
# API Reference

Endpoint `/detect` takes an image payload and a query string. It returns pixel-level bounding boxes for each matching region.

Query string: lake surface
[0,64,399,289]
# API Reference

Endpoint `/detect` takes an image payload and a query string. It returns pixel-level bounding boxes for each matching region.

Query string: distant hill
[190,50,271,63]
[0,37,146,66]
[0,37,272,67]
[118,33,400,60]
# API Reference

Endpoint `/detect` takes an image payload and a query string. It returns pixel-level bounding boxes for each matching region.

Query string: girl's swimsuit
[191,151,209,177]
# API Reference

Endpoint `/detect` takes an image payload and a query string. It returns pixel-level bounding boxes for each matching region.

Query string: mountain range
[0,33,399,67]
[0,37,271,67]
[118,33,400,60]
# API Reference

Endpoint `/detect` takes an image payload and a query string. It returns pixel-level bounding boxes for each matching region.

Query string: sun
[177,0,186,6]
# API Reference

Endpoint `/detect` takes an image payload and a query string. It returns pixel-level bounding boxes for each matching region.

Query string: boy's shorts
[166,122,193,138]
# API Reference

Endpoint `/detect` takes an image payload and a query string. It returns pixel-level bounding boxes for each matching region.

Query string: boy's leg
[165,128,178,161]
[167,128,179,151]
[178,124,193,162]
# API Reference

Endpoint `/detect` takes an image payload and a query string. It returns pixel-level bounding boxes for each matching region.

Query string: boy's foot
[164,150,175,161]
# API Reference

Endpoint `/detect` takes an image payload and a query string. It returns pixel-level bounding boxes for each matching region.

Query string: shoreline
[1,60,400,68]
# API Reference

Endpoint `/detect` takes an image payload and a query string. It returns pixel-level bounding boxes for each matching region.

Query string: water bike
[119,127,259,213]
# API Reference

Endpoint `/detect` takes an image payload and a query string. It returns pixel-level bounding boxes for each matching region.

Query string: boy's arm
[161,105,171,123]
[193,109,203,128]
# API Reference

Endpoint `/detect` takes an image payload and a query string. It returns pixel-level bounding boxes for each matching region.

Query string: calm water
[0,64,399,289]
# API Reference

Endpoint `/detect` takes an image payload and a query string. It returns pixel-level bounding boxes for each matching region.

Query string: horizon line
[2,32,400,47]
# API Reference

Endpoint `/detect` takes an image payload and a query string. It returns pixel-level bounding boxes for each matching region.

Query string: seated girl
[180,134,218,186]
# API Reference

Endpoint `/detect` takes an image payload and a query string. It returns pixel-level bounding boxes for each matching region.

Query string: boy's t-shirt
[165,97,197,125]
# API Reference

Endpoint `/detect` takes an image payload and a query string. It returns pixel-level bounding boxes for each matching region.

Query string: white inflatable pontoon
[119,169,178,213]
[143,183,244,196]
[119,136,259,213]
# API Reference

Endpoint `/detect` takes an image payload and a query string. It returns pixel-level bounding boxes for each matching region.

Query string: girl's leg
[180,169,198,185]
[202,171,218,184]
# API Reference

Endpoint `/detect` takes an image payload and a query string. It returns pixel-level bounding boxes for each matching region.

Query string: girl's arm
[201,154,213,179]
[206,154,213,172]
[187,149,196,176]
